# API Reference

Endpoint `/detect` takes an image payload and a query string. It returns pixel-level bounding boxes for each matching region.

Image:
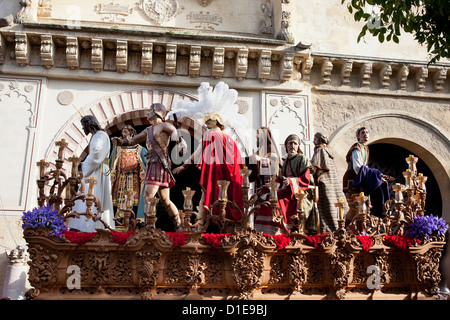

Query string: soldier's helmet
[150,103,167,120]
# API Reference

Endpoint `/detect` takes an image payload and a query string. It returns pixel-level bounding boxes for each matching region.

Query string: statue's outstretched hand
[111,137,122,146]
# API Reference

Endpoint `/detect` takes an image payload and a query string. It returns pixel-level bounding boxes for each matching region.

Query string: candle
[415,173,427,191]
[38,159,46,178]
[217,180,230,201]
[356,192,368,214]
[65,184,70,199]
[267,181,279,201]
[69,157,80,178]
[239,166,252,188]
[56,139,68,160]
[86,176,97,196]
[392,183,404,202]
[334,198,345,220]
[182,187,195,210]
[403,170,413,189]
[146,197,159,216]
[406,155,418,173]
[295,190,306,211]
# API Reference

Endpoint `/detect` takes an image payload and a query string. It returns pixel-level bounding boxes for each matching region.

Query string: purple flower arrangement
[406,214,449,240]
[22,204,67,238]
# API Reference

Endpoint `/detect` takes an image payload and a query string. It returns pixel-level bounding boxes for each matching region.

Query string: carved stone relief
[40,34,53,69]
[260,0,274,35]
[264,92,312,157]
[37,0,52,18]
[187,11,223,30]
[15,33,29,67]
[94,2,134,23]
[66,36,79,70]
[138,0,183,25]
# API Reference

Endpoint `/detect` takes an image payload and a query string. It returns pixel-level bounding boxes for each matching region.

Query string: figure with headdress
[111,103,187,231]
[171,82,247,228]
[67,115,115,232]
[246,126,281,196]
[343,127,393,218]
[254,134,317,235]
[109,125,147,221]
[311,132,348,232]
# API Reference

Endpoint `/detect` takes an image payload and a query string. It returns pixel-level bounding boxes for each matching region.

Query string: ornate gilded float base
[24,226,445,300]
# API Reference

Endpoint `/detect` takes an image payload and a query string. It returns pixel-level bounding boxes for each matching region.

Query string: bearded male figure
[254,134,317,235]
[68,115,115,232]
[112,103,186,231]
[109,125,147,220]
[173,113,244,227]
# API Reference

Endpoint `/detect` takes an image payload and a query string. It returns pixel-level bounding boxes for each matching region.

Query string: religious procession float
[22,82,448,300]
[22,143,447,300]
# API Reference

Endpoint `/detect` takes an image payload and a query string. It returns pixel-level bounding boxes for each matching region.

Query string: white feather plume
[166,82,248,131]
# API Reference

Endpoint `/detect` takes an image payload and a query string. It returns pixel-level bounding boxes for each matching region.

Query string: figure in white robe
[67,116,115,232]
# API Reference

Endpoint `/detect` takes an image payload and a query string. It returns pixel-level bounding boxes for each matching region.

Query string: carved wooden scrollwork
[231,246,265,300]
[414,248,442,293]
[330,250,354,300]
[185,250,207,293]
[136,244,162,299]
[27,244,62,294]
[289,251,307,293]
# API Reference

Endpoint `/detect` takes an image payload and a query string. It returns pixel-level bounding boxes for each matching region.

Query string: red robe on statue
[254,153,314,235]
[199,130,244,221]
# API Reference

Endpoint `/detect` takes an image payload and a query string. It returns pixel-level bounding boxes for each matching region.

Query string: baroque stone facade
[0,0,449,297]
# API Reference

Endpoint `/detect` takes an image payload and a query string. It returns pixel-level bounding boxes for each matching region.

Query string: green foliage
[341,0,450,64]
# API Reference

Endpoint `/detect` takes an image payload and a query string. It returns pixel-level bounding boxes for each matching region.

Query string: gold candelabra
[36,139,112,230]
[383,154,428,235]
[144,196,159,228]
[115,189,136,232]
[181,187,202,232]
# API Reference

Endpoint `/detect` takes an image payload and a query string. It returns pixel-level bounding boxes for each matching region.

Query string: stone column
[1,246,29,300]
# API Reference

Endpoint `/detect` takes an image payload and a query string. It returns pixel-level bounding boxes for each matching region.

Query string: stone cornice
[0,24,306,85]
[1,24,449,98]
[304,53,450,98]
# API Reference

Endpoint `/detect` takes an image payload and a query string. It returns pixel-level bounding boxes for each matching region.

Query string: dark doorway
[368,143,443,217]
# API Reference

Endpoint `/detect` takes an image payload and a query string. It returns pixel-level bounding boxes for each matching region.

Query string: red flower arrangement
[384,235,420,249]
[62,230,96,245]
[356,235,373,252]
[272,234,291,250]
[111,230,136,245]
[202,233,232,249]
[263,233,291,250]
[305,234,328,248]
[166,232,188,247]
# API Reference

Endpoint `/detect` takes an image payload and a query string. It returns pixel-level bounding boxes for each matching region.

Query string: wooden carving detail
[136,244,162,300]
[330,250,354,300]
[289,251,307,293]
[231,246,265,300]
[414,248,442,293]
[185,249,207,293]
[27,243,61,292]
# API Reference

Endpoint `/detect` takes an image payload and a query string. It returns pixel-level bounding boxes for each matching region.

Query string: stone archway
[46,86,199,162]
[329,110,450,222]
